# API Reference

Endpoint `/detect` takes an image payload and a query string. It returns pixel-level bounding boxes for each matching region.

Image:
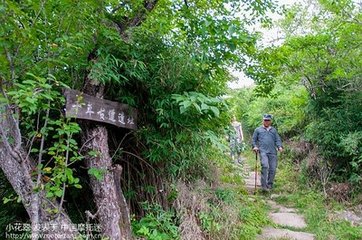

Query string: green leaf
[88,168,105,181]
[31,148,39,153]
[43,167,52,173]
[181,100,191,109]
[210,106,220,117]
[88,150,99,157]
[192,103,201,113]
[46,192,54,198]
[2,194,15,204]
[55,189,63,197]
[201,103,209,111]
[137,226,150,236]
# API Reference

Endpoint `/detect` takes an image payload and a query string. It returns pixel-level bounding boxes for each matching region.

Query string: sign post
[64,89,137,130]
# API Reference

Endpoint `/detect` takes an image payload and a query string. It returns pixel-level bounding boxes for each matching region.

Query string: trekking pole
[254,151,258,194]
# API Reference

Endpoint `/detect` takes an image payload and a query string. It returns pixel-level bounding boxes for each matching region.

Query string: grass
[201,151,272,240]
[200,149,361,240]
[271,154,362,240]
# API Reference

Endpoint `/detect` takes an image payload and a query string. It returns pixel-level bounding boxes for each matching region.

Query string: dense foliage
[1,0,359,238]
[232,0,361,192]
[0,0,275,238]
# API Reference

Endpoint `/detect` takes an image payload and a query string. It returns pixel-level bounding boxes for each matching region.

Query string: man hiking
[252,114,283,192]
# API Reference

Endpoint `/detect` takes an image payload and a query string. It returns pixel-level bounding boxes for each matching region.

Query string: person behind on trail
[252,114,283,192]
[228,116,244,164]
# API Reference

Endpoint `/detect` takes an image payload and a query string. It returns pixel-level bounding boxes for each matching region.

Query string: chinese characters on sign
[64,89,137,130]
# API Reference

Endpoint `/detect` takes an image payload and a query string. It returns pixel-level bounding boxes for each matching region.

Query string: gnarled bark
[79,1,160,238]
[83,125,132,239]
[81,77,132,239]
[0,105,77,240]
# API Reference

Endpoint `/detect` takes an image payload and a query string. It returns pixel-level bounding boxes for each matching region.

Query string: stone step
[269,212,308,229]
[242,162,315,240]
[267,200,297,213]
[258,227,315,240]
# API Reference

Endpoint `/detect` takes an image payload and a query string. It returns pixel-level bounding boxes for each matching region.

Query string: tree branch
[110,131,132,160]
[122,150,157,173]
[112,0,159,39]
[0,123,20,161]
[0,89,22,152]
[111,1,129,14]
[58,133,72,213]
[36,106,50,187]
[4,48,16,82]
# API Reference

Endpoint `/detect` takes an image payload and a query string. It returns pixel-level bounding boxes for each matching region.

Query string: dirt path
[242,162,316,240]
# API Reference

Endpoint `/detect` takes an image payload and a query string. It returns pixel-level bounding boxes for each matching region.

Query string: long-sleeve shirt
[252,126,282,154]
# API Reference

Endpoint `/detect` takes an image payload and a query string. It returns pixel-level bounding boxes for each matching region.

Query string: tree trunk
[0,105,77,239]
[78,1,160,237]
[82,79,132,239]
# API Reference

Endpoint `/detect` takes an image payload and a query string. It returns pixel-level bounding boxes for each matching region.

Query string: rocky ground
[243,162,316,240]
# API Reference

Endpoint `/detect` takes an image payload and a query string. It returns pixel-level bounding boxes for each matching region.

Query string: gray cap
[263,114,273,120]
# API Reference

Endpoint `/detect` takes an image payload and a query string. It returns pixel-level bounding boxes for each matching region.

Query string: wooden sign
[64,89,137,130]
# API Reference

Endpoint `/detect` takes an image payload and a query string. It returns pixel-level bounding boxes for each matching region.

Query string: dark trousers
[260,152,278,189]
